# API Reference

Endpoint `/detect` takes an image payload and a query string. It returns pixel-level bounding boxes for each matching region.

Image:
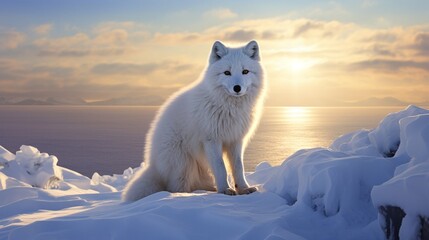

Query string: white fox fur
[122,40,266,201]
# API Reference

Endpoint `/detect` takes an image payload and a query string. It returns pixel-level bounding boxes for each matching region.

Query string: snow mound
[330,105,428,157]
[0,105,428,240]
[258,105,429,238]
[91,167,137,191]
[0,145,121,194]
[372,113,429,239]
[0,145,63,189]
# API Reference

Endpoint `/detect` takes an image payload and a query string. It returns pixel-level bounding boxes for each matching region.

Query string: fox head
[204,40,264,98]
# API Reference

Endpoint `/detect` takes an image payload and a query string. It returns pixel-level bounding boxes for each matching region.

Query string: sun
[288,59,318,73]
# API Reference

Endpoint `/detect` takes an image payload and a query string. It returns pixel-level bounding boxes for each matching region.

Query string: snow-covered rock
[0,105,428,240]
[0,145,63,189]
[91,167,137,191]
[372,113,429,239]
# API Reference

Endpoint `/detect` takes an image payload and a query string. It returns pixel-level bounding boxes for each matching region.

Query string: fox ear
[243,40,260,61]
[209,41,228,64]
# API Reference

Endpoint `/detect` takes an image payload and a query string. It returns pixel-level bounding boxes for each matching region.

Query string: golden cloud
[34,33,90,48]
[34,24,53,35]
[94,29,128,45]
[203,8,238,20]
[2,18,429,105]
[0,30,26,49]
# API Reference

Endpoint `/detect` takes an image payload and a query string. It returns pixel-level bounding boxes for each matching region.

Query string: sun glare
[288,59,318,72]
[284,107,310,124]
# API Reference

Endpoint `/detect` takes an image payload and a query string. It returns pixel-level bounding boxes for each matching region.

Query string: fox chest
[204,106,253,141]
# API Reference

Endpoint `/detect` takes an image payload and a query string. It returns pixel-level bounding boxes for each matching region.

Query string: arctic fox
[122,40,266,201]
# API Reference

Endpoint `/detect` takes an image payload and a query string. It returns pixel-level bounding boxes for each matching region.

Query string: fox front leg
[226,141,257,195]
[204,140,236,195]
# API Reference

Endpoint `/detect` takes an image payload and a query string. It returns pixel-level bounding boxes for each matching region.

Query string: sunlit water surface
[0,106,407,177]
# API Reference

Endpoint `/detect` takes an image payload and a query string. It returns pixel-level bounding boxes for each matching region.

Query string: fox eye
[242,69,249,75]
[224,71,231,76]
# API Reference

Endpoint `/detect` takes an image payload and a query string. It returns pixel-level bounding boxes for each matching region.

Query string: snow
[372,113,429,239]
[1,105,428,240]
[0,146,62,189]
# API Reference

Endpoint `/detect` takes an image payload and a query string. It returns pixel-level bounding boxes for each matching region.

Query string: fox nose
[233,85,241,93]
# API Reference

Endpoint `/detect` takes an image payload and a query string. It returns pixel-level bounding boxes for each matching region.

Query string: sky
[1,0,429,106]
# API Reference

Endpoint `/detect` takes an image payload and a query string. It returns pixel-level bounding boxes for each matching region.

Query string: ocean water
[0,106,407,177]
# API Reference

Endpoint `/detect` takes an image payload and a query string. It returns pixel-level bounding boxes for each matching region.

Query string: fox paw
[221,188,237,196]
[238,186,258,195]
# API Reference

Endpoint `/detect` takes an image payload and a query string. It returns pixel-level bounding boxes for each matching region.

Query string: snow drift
[0,105,428,240]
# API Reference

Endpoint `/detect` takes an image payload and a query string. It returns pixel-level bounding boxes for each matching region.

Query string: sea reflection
[284,107,310,124]
[245,107,322,169]
[244,107,404,171]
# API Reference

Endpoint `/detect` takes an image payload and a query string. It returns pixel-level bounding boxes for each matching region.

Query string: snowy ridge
[1,105,428,239]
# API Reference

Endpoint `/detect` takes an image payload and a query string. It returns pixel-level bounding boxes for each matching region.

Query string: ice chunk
[91,167,138,191]
[368,105,428,157]
[0,145,63,189]
[372,113,429,239]
[331,105,429,158]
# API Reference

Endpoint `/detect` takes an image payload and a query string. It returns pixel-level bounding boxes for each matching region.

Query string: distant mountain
[88,97,164,106]
[45,97,87,105]
[346,97,410,106]
[0,97,87,105]
[0,96,427,107]
[0,96,163,106]
[14,99,55,105]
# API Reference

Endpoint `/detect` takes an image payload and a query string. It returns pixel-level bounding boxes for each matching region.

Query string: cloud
[91,61,195,76]
[63,82,178,100]
[152,18,351,45]
[260,31,283,40]
[293,21,324,37]
[0,59,77,82]
[365,32,398,43]
[2,17,429,105]
[32,26,135,50]
[34,24,53,35]
[34,33,90,48]
[0,30,26,49]
[349,59,429,72]
[93,21,136,33]
[33,28,134,58]
[204,8,237,20]
[414,32,429,55]
[94,29,128,45]
[31,66,75,77]
[91,63,160,75]
[38,49,90,57]
[0,78,178,103]
[362,0,378,8]
[224,30,257,42]
[0,59,29,81]
[29,21,151,61]
[38,48,125,57]
[370,44,396,57]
